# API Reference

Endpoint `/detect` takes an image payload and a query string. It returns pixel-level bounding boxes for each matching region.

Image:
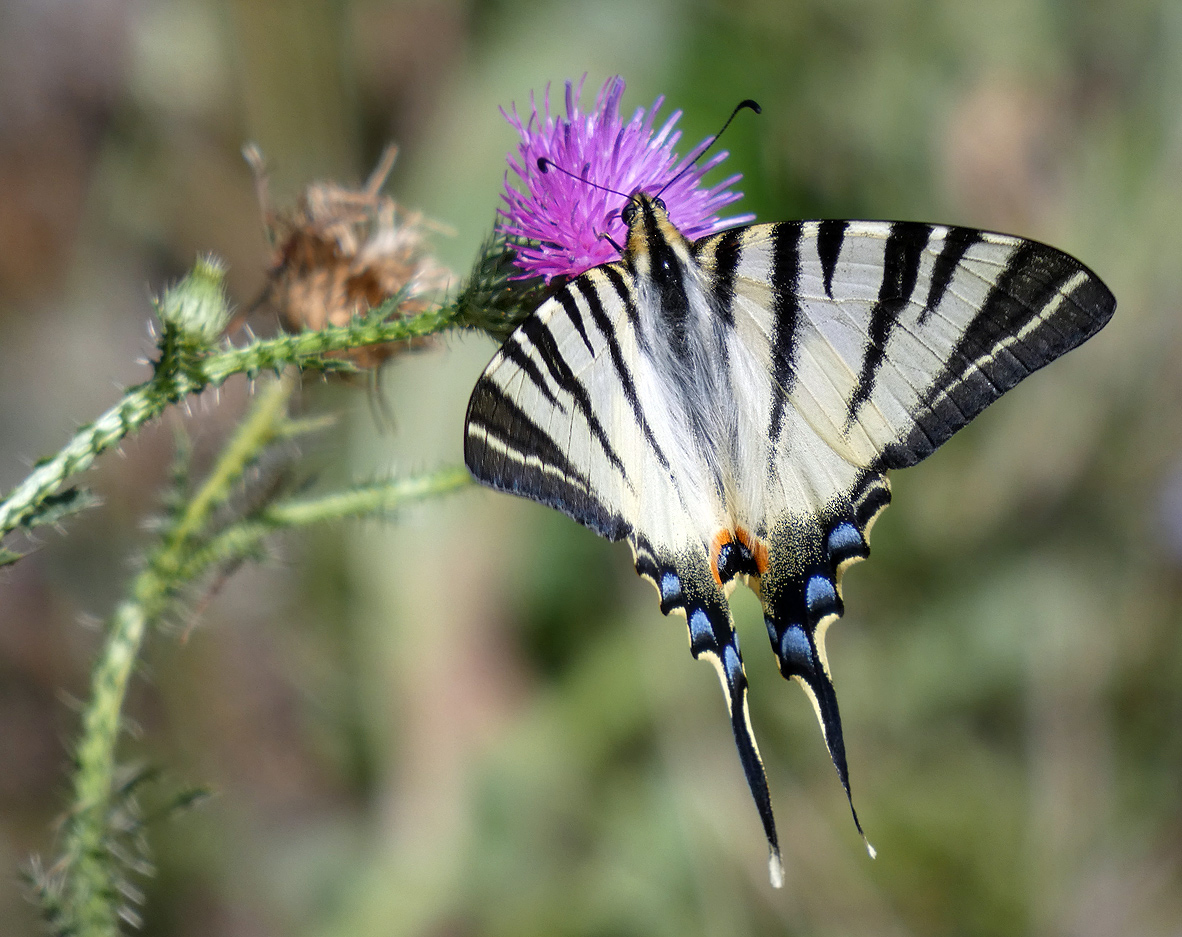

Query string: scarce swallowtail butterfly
[464,180,1115,886]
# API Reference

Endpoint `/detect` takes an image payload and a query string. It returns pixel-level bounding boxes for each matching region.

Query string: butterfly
[463,193,1115,885]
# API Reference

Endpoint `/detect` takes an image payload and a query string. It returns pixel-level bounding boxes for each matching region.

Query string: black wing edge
[464,375,632,541]
[879,241,1116,470]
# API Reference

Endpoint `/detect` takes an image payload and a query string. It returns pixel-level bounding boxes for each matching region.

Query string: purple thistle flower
[499,76,755,282]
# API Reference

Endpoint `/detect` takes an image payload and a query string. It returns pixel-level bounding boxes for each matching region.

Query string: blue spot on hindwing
[779,624,813,671]
[805,575,837,613]
[764,615,778,644]
[827,521,863,557]
[660,571,682,605]
[688,608,713,645]
[723,644,743,687]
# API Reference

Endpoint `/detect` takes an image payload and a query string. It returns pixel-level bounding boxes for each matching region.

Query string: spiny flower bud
[156,256,231,342]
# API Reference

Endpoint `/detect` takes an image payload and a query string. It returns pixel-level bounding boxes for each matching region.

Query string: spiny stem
[201,303,458,384]
[263,467,471,525]
[54,375,295,936]
[0,302,459,542]
[174,467,472,581]
[0,385,160,539]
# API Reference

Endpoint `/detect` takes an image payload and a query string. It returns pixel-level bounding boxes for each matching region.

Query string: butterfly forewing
[466,264,700,550]
[698,219,1113,471]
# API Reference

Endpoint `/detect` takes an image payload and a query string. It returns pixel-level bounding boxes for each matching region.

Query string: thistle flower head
[499,76,754,281]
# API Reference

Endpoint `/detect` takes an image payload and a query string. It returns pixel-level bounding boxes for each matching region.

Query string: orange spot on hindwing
[710,527,768,586]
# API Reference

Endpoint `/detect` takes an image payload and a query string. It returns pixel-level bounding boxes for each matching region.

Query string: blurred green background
[1,0,1179,934]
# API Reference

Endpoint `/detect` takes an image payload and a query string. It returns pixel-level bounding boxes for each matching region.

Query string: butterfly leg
[637,546,784,887]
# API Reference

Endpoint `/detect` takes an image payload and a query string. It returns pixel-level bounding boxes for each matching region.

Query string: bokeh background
[1,0,1180,934]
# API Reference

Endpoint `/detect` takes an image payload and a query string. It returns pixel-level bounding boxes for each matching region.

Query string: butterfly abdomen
[710,527,768,587]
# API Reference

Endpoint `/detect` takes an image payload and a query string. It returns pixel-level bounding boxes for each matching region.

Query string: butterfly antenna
[536,157,629,200]
[656,98,761,199]
[538,157,630,250]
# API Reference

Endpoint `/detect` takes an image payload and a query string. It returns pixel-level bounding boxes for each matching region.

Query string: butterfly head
[620,192,666,229]
[620,192,693,275]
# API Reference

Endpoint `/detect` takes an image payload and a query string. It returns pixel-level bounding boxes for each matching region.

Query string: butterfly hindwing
[634,538,782,883]
[754,470,891,847]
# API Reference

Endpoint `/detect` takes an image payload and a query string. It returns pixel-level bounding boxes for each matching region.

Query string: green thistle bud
[157,256,231,342]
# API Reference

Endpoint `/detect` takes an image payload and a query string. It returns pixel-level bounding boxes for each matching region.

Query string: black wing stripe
[465,377,630,540]
[519,315,630,481]
[853,476,892,530]
[711,228,744,326]
[601,266,649,354]
[554,289,596,357]
[466,376,584,484]
[846,222,931,424]
[919,226,981,325]
[575,274,672,471]
[499,335,567,414]
[601,266,640,326]
[943,242,1080,386]
[769,222,803,442]
[817,220,847,299]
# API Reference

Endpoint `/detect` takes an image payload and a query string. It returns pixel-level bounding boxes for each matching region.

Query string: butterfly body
[465,193,1114,884]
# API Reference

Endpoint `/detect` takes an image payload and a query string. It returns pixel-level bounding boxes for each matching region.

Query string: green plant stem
[0,384,160,539]
[56,375,295,937]
[174,467,472,581]
[0,302,459,541]
[264,467,471,525]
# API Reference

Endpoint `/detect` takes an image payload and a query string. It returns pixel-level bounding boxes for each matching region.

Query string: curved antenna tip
[865,838,877,860]
[768,849,784,889]
[738,99,762,115]
[532,157,629,200]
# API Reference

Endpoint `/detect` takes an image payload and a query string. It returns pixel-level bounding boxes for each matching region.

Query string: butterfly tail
[762,569,875,858]
[690,598,784,887]
[639,549,783,886]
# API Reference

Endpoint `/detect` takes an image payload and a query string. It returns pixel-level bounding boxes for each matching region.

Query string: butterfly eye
[654,197,667,214]
[621,201,638,227]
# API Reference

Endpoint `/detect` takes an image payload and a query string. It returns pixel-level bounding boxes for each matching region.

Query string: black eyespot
[621,200,638,227]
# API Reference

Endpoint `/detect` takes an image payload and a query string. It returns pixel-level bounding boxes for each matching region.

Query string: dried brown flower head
[244,144,451,368]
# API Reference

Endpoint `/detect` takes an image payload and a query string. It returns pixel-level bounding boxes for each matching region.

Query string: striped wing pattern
[465,203,1115,880]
